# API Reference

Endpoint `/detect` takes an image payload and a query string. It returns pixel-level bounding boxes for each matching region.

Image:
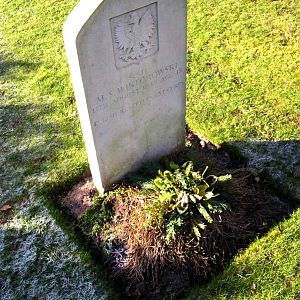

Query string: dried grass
[103,168,290,290]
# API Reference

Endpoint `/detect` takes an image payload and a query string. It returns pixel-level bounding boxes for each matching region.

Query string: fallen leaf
[0,204,12,212]
[251,283,256,291]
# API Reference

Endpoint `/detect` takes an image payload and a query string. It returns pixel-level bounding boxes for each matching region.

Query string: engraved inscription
[92,62,183,114]
[91,62,186,137]
[110,3,158,68]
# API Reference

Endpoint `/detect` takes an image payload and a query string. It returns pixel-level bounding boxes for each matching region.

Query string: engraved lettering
[97,95,105,103]
[91,63,184,128]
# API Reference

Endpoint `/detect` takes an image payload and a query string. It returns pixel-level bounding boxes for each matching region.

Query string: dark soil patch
[61,177,96,218]
[57,132,295,300]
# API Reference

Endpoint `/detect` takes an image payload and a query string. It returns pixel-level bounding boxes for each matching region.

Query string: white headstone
[64,0,187,192]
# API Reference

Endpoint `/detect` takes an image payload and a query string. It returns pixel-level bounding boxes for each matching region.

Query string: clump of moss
[79,195,115,237]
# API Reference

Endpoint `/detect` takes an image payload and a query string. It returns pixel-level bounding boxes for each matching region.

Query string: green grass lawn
[0,0,88,199]
[0,0,299,299]
[186,208,300,300]
[0,0,114,298]
[187,0,300,144]
[186,0,300,299]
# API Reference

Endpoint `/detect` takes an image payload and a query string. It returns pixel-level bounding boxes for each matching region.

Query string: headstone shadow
[223,139,300,203]
[0,56,38,77]
[0,103,70,203]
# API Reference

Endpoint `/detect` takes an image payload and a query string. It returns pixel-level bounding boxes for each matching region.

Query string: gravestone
[64,0,187,192]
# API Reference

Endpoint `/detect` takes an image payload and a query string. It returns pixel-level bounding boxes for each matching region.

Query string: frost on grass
[0,198,107,300]
[1,75,109,299]
[232,140,300,201]
[0,81,53,206]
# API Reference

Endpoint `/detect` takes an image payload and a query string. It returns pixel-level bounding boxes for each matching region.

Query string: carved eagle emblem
[114,9,155,62]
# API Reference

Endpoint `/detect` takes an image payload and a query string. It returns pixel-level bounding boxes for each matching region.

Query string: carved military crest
[110,3,159,69]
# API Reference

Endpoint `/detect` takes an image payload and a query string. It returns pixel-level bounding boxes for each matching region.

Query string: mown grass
[186,208,300,300]
[186,0,300,298]
[0,0,88,201]
[0,0,116,298]
[187,0,300,144]
[0,0,299,299]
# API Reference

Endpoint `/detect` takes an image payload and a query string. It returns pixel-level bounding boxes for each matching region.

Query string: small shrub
[145,161,231,244]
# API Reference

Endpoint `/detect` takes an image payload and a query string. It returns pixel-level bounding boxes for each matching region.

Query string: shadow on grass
[223,139,300,202]
[0,52,81,198]
[185,139,300,300]
[0,103,51,203]
[0,56,38,77]
[0,101,86,205]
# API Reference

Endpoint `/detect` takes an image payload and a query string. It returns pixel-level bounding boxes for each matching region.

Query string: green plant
[79,194,114,236]
[145,161,231,244]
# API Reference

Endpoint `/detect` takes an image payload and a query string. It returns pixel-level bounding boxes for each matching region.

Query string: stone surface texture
[64,0,187,192]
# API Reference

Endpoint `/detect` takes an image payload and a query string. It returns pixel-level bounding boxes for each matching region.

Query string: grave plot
[54,131,294,299]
